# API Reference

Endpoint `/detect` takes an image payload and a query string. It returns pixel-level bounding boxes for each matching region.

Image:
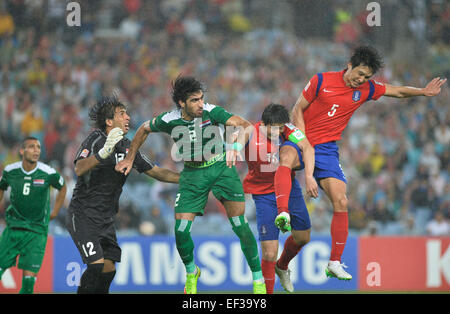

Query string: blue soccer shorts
[281,140,347,185]
[252,179,311,241]
[312,141,347,184]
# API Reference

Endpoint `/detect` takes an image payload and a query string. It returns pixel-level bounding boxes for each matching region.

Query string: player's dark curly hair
[261,103,290,125]
[88,95,126,131]
[349,46,384,74]
[171,75,205,108]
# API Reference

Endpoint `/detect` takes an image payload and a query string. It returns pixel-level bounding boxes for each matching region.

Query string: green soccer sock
[229,215,262,278]
[0,268,6,280]
[174,219,196,274]
[19,276,36,294]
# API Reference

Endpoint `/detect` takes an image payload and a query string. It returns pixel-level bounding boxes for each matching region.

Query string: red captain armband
[284,123,306,144]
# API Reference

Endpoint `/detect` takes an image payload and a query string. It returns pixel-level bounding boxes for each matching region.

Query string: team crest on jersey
[33,179,45,186]
[352,91,361,102]
[80,149,89,158]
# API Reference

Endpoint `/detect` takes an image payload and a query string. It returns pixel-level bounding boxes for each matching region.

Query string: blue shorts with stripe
[252,179,311,241]
[280,140,347,185]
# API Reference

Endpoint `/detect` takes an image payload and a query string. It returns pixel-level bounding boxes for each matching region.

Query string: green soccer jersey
[149,103,233,162]
[0,161,65,234]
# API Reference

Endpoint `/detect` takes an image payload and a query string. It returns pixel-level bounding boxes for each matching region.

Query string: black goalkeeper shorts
[66,208,121,264]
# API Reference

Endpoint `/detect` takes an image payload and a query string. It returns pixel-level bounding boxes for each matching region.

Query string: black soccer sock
[95,270,116,294]
[77,263,104,294]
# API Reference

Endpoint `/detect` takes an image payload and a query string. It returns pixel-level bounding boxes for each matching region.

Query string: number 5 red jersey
[302,70,386,146]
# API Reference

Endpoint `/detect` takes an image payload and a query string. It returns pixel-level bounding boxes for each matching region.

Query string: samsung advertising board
[53,235,357,293]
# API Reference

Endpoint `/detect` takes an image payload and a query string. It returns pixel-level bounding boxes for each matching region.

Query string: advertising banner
[53,235,357,293]
[359,237,450,291]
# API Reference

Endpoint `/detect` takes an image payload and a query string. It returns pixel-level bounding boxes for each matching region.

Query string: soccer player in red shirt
[243,103,318,293]
[275,46,447,280]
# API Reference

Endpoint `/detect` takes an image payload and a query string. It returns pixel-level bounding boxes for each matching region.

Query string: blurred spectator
[119,13,141,39]
[310,202,333,235]
[348,201,369,231]
[399,214,421,236]
[369,198,396,226]
[139,205,169,235]
[426,211,449,236]
[0,6,14,36]
[363,221,379,236]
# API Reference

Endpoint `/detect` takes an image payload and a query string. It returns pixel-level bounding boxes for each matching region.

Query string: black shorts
[66,208,121,264]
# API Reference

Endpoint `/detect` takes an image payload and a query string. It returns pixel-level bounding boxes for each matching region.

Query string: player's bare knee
[262,250,278,262]
[334,196,348,212]
[292,232,310,246]
[279,146,298,168]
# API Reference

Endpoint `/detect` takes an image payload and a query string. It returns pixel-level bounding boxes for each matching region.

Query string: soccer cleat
[184,266,201,294]
[275,264,294,293]
[253,280,267,294]
[325,261,352,280]
[275,212,291,233]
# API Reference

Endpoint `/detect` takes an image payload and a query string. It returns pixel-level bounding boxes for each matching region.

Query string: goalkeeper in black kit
[66,95,179,294]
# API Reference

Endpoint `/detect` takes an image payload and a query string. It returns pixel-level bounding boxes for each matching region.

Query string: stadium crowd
[0,0,448,237]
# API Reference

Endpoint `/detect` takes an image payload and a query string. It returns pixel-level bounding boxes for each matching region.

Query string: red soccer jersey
[243,121,294,195]
[302,69,386,146]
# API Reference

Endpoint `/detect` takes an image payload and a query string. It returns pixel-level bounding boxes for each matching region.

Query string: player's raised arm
[384,77,447,98]
[283,123,318,198]
[144,165,180,184]
[225,115,254,168]
[291,94,310,134]
[115,119,152,175]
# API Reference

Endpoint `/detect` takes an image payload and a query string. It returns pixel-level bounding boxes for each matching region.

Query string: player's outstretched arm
[384,77,447,98]
[291,94,310,133]
[50,184,67,220]
[284,124,319,199]
[116,120,152,175]
[144,165,180,183]
[225,115,254,168]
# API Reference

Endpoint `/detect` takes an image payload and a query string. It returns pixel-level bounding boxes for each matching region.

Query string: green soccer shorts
[0,227,48,274]
[175,160,245,215]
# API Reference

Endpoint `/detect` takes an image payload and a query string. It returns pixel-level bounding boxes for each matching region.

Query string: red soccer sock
[261,259,276,294]
[276,235,303,270]
[274,166,292,214]
[330,211,349,262]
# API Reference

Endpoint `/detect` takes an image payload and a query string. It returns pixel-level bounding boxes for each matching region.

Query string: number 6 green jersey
[0,161,65,234]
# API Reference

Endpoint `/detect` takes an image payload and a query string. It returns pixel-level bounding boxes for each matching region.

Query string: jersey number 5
[328,104,339,117]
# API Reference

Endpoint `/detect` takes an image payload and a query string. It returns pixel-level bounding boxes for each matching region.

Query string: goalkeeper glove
[97,127,123,160]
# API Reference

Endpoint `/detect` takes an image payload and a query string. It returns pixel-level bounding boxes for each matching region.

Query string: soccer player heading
[243,103,317,293]
[66,95,179,294]
[115,75,267,294]
[276,45,447,281]
[0,137,67,294]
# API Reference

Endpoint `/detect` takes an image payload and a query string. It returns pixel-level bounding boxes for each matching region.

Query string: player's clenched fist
[98,127,123,159]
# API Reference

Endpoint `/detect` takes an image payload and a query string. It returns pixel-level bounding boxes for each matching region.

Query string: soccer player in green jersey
[0,137,67,293]
[116,76,266,294]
